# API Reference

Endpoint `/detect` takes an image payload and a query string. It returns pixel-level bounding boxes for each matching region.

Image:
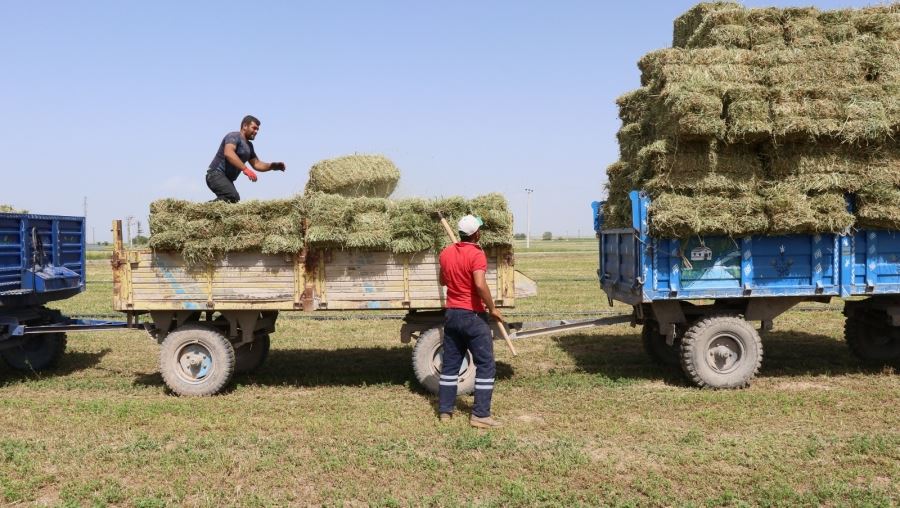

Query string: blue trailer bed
[0,212,124,373]
[0,212,86,306]
[594,191,900,389]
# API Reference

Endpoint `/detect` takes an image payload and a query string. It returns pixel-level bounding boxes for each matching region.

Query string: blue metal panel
[841,235,853,297]
[597,195,853,304]
[0,213,85,303]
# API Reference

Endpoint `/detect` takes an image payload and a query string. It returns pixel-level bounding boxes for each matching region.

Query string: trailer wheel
[680,315,762,389]
[642,320,682,367]
[0,333,67,371]
[234,333,271,374]
[159,324,235,396]
[412,327,475,395]
[845,313,900,364]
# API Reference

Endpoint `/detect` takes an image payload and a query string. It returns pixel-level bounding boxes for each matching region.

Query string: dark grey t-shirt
[208,131,256,181]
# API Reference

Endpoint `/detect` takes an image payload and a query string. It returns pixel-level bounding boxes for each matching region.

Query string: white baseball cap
[457,215,483,236]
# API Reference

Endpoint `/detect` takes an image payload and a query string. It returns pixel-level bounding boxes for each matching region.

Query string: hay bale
[857,187,900,229]
[641,140,764,194]
[722,85,770,141]
[470,193,515,248]
[300,192,353,247]
[346,199,393,250]
[305,154,400,198]
[0,204,28,213]
[761,184,854,234]
[648,192,767,238]
[673,2,742,48]
[687,8,751,49]
[616,122,649,160]
[616,87,653,124]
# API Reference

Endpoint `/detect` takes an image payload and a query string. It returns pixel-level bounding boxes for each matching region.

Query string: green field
[1,244,898,506]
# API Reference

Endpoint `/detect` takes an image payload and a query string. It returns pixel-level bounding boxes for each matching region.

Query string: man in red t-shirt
[437,215,505,428]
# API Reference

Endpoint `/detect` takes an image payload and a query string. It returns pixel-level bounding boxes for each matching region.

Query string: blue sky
[2,0,876,241]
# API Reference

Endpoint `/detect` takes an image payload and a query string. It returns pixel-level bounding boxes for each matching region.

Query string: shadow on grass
[132,347,515,393]
[554,332,687,386]
[555,329,890,385]
[0,348,111,386]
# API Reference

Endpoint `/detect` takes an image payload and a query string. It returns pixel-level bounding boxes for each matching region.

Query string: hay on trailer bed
[149,192,513,266]
[148,198,305,266]
[305,154,401,198]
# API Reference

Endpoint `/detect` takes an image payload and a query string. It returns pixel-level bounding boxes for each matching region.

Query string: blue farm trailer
[0,212,121,371]
[595,191,900,389]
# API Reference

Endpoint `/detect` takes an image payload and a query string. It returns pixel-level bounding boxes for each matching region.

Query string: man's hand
[270,162,286,171]
[242,167,258,182]
[489,308,505,323]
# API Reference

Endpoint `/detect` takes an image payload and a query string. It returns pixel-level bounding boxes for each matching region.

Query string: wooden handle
[439,217,459,244]
[496,322,518,357]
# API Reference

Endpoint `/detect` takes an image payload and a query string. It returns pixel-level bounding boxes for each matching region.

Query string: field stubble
[0,239,897,506]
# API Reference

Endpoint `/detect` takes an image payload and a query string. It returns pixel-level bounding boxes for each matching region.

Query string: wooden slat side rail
[116,245,516,311]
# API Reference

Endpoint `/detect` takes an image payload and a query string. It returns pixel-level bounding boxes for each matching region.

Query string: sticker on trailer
[690,246,712,261]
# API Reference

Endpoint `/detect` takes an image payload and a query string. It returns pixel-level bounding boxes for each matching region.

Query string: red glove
[242,167,258,182]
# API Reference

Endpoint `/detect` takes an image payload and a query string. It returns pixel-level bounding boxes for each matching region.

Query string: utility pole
[125,215,134,248]
[83,196,88,245]
[524,188,533,249]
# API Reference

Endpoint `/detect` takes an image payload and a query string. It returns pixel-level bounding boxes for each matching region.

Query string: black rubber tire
[680,315,762,389]
[411,327,475,395]
[844,312,900,364]
[0,333,67,371]
[642,320,682,367]
[159,324,235,396]
[234,333,271,374]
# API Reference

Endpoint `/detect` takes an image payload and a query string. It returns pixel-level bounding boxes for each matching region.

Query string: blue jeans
[438,308,496,418]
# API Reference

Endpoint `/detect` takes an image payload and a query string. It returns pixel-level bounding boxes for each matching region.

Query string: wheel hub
[706,334,743,374]
[176,344,213,382]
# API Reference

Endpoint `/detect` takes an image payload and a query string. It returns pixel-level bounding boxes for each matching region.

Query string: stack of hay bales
[148,198,306,266]
[149,155,513,265]
[605,2,900,238]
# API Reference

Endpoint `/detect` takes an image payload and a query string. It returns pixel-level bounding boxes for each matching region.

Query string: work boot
[439,412,453,422]
[470,415,502,429]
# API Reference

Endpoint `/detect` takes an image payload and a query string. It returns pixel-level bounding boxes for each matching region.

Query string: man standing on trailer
[437,215,505,428]
[206,115,287,203]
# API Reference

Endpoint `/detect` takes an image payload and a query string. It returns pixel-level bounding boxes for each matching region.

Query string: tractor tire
[0,333,67,371]
[844,312,900,365]
[412,327,475,395]
[680,315,762,389]
[234,333,271,374]
[642,320,682,367]
[159,324,235,396]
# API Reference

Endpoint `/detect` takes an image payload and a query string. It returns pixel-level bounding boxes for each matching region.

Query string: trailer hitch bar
[507,314,632,341]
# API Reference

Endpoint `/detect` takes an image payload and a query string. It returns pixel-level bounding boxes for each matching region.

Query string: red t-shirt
[439,242,488,312]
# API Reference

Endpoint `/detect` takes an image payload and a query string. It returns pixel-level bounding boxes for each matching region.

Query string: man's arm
[473,270,504,323]
[249,158,287,172]
[223,143,258,181]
